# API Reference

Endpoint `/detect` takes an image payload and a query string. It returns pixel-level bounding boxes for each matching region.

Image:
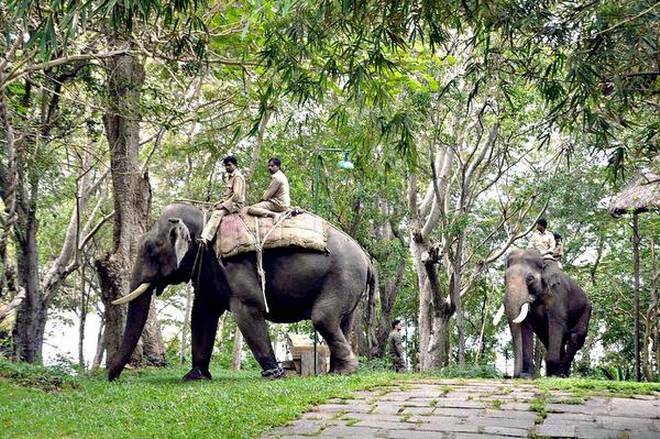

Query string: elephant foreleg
[184,298,222,381]
[546,318,567,377]
[520,320,535,378]
[231,299,282,378]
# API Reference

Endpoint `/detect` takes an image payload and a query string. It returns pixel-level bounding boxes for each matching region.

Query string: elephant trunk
[505,272,534,378]
[504,273,534,324]
[107,287,153,381]
[510,320,523,377]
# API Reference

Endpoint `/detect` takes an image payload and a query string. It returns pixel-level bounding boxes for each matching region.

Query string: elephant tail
[366,262,378,313]
[353,260,378,317]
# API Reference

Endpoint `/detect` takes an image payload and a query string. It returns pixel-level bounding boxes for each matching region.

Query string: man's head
[267,157,281,175]
[392,319,402,331]
[223,155,238,173]
[536,217,548,233]
[553,232,562,243]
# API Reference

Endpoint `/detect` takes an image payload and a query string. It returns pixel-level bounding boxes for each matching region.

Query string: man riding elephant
[199,155,246,245]
[248,157,290,222]
[504,248,591,378]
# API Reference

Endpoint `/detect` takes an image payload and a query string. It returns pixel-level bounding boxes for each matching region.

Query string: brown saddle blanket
[215,210,328,258]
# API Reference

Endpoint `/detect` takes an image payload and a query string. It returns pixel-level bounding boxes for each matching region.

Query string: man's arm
[261,177,280,201]
[230,176,245,204]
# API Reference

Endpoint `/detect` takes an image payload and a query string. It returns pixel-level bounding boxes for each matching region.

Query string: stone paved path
[262,379,660,439]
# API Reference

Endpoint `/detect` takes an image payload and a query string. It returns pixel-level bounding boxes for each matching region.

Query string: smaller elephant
[504,249,591,378]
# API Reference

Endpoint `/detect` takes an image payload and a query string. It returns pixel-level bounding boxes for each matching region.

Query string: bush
[358,356,393,372]
[0,358,78,391]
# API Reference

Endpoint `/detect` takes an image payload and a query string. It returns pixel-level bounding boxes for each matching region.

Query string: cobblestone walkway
[262,379,660,438]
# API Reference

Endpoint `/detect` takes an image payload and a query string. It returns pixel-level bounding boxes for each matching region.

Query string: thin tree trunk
[645,237,657,380]
[78,264,88,369]
[474,292,488,366]
[232,328,243,370]
[92,319,106,370]
[450,234,466,365]
[632,214,641,381]
[180,284,193,364]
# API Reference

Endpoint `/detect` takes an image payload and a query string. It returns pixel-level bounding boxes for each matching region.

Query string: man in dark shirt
[388,319,405,372]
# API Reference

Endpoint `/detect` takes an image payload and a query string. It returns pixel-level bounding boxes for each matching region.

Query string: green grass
[529,397,547,424]
[537,377,660,397]
[2,360,659,438]
[0,363,398,438]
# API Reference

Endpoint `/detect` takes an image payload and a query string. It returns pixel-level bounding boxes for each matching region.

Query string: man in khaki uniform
[199,155,246,244]
[388,319,405,372]
[527,217,556,260]
[248,157,290,220]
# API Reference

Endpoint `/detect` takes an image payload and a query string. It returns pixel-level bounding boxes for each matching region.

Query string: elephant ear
[168,218,191,267]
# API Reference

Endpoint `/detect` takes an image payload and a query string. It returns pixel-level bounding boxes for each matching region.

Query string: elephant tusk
[111,283,151,305]
[512,302,530,324]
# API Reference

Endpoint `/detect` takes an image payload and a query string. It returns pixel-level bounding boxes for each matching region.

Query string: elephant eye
[526,273,535,283]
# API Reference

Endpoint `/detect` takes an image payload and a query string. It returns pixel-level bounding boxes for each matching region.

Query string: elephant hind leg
[560,304,591,377]
[312,305,358,375]
[560,328,588,377]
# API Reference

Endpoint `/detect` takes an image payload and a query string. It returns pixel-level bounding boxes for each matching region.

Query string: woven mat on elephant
[215,211,328,258]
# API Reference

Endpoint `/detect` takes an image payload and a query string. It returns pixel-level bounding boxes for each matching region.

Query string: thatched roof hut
[609,171,660,218]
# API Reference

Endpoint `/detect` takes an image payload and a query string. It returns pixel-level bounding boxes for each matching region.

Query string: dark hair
[537,218,548,228]
[553,232,562,241]
[223,155,238,165]
[392,319,401,329]
[268,157,281,167]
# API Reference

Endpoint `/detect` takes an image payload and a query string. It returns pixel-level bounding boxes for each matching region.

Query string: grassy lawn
[1,360,658,438]
[0,363,399,439]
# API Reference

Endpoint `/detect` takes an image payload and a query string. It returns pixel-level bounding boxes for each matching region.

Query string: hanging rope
[241,211,293,314]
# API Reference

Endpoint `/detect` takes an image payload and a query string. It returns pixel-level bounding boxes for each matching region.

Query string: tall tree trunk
[142,297,166,365]
[411,237,454,370]
[96,44,152,367]
[11,186,43,362]
[1,76,44,363]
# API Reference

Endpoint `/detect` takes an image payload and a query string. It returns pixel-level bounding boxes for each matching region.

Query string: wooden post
[632,213,641,382]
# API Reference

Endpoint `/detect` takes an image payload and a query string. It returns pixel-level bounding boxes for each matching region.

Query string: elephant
[504,248,591,378]
[107,203,375,381]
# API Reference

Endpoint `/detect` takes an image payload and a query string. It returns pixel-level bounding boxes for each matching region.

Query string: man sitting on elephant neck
[247,157,290,222]
[527,217,556,260]
[199,155,246,245]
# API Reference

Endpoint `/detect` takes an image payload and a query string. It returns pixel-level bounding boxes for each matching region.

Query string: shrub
[0,358,78,391]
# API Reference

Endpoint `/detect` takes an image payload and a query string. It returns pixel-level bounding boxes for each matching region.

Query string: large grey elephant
[504,249,591,378]
[107,203,375,381]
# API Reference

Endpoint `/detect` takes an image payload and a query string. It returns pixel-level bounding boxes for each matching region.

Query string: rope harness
[190,206,301,314]
[240,211,293,314]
